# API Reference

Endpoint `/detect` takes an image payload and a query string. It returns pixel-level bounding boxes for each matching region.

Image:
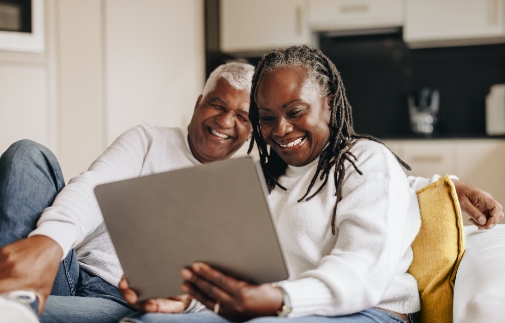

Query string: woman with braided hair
[122,45,421,323]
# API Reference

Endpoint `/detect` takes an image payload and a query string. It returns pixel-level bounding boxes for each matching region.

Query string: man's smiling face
[187,79,252,164]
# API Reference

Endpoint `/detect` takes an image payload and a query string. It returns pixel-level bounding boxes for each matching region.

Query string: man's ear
[194,95,203,111]
[325,95,332,111]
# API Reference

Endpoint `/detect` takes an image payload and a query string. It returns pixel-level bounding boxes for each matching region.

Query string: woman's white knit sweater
[271,140,422,317]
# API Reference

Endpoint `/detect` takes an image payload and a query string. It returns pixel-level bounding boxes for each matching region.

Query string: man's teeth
[211,128,230,139]
[279,137,304,148]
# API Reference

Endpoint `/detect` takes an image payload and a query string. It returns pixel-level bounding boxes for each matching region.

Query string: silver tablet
[94,157,288,300]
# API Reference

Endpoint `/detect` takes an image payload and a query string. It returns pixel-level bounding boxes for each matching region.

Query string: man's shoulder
[128,124,183,142]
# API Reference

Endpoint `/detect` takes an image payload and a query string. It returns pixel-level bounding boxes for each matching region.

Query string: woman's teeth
[279,137,304,148]
[211,128,230,139]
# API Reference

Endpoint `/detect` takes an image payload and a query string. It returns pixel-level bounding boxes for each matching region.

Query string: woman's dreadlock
[247,45,410,235]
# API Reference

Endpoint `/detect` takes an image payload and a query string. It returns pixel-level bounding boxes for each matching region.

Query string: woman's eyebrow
[258,99,302,112]
[282,99,302,109]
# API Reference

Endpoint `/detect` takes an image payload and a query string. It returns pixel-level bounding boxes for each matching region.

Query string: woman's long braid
[248,46,410,235]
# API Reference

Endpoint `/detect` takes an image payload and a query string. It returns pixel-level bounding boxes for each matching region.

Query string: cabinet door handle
[410,156,443,163]
[339,4,369,14]
[488,0,499,25]
[295,6,302,36]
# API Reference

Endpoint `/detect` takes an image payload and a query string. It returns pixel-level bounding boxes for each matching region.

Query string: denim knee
[3,139,55,167]
[1,139,64,187]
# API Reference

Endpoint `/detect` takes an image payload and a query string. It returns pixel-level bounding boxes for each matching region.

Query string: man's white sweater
[29,125,200,286]
[28,125,441,315]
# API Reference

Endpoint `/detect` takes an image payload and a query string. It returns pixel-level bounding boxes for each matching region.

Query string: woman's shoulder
[349,139,395,160]
[347,139,405,176]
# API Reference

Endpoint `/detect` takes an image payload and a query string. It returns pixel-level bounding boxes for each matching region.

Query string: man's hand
[181,262,283,322]
[453,180,504,230]
[118,276,192,313]
[0,236,62,314]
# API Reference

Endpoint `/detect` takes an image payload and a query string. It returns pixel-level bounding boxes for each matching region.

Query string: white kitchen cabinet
[401,140,455,178]
[309,0,403,31]
[404,0,505,48]
[455,140,505,224]
[382,139,505,225]
[220,0,310,54]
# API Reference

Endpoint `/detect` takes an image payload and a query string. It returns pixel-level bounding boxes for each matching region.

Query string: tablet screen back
[94,157,288,300]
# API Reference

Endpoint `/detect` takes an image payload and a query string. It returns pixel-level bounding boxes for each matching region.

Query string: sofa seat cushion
[453,224,505,323]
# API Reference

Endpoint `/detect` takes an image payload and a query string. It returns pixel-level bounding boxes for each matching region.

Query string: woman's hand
[118,276,193,313]
[181,262,283,322]
[453,180,504,229]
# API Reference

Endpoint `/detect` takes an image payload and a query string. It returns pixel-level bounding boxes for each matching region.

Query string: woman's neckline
[285,156,320,177]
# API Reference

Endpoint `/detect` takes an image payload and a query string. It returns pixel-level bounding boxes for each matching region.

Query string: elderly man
[0,61,503,323]
[0,62,255,323]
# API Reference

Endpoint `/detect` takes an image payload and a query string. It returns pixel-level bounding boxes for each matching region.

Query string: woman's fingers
[191,262,241,295]
[181,265,234,307]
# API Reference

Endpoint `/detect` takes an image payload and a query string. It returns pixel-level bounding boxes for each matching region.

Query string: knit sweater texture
[29,125,200,287]
[28,125,442,316]
[271,140,422,317]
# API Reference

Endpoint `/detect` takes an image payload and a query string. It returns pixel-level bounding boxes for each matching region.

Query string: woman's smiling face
[256,66,331,167]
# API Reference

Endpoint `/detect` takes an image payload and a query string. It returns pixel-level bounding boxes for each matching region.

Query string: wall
[58,0,104,181]
[0,0,205,181]
[0,0,58,158]
[105,0,204,145]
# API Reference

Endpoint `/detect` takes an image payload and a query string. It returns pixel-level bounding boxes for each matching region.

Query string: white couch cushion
[454,224,505,323]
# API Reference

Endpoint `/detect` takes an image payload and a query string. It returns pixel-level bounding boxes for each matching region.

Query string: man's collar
[182,126,201,165]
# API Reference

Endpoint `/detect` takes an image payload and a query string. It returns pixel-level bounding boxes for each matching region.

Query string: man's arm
[0,236,62,314]
[0,126,151,313]
[408,175,504,229]
[452,179,504,230]
[28,126,151,258]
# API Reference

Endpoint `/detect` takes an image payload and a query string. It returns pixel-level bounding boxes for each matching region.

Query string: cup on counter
[408,88,439,136]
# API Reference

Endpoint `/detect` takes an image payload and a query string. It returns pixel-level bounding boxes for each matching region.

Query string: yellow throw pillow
[408,175,465,323]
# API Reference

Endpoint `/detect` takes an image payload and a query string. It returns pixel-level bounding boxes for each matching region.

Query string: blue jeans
[0,140,135,323]
[122,308,411,323]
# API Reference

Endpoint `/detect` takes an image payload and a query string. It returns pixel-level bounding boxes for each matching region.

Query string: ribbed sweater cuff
[279,277,334,317]
[28,221,79,260]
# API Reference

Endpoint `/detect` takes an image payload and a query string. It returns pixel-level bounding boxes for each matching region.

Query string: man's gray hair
[202,62,255,97]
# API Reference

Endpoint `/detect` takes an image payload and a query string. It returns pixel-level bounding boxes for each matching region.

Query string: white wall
[58,0,105,181]
[106,0,204,145]
[0,0,205,181]
[0,0,57,158]
[0,65,47,151]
